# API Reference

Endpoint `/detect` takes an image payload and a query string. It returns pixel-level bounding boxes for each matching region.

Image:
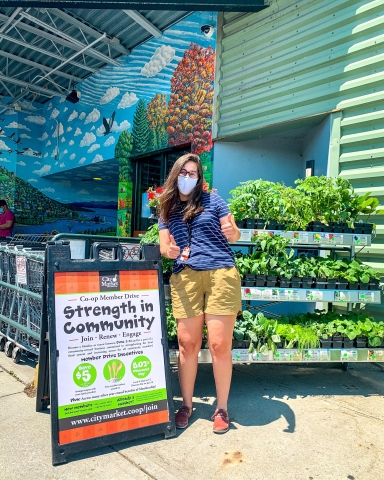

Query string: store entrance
[132,145,190,236]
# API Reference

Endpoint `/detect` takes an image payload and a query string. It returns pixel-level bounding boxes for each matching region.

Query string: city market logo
[99,271,120,291]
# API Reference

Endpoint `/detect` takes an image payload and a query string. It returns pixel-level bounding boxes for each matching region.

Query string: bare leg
[205,314,236,411]
[177,314,205,408]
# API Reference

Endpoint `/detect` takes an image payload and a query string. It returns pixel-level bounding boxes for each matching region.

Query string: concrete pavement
[1,354,383,480]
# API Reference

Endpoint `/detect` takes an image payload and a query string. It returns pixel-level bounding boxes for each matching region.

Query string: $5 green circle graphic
[73,363,97,388]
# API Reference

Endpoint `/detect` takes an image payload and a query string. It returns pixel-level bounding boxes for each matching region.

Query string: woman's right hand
[167,235,181,259]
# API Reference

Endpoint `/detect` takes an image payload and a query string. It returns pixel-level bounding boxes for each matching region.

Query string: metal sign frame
[45,241,175,465]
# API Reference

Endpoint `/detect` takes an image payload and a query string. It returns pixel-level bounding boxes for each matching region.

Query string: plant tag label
[319,349,331,361]
[169,349,179,363]
[252,352,270,362]
[353,235,368,245]
[368,349,384,361]
[306,290,323,301]
[317,233,344,244]
[274,350,301,361]
[232,349,250,362]
[304,349,321,361]
[359,292,374,303]
[334,291,351,302]
[341,349,358,361]
[262,288,274,299]
[242,288,262,299]
[239,229,252,242]
[293,232,309,243]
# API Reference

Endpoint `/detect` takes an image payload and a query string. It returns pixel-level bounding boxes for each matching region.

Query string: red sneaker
[211,409,229,434]
[175,406,193,429]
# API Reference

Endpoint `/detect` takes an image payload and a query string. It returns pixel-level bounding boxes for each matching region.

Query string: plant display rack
[238,229,371,246]
[168,347,384,365]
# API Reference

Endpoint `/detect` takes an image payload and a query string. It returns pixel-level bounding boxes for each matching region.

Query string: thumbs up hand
[221,213,236,241]
[167,234,181,259]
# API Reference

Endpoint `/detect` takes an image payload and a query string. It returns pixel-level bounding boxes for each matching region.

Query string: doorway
[132,145,190,235]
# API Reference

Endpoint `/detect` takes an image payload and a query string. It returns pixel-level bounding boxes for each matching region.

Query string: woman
[159,153,241,434]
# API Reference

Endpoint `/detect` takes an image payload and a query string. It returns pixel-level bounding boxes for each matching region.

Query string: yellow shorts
[170,266,242,319]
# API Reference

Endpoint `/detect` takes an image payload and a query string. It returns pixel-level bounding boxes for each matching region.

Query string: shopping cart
[0,244,44,363]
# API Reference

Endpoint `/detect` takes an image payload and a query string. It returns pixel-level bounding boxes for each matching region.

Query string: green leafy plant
[166,304,177,341]
[247,313,281,355]
[139,223,159,244]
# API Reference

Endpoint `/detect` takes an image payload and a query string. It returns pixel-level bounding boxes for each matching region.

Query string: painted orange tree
[147,93,168,151]
[167,43,215,155]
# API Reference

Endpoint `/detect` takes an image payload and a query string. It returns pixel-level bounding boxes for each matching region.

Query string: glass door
[132,146,190,235]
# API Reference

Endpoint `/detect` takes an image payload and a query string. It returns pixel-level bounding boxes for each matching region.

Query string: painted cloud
[38,132,48,141]
[92,154,103,163]
[50,108,60,119]
[25,115,46,125]
[69,140,74,146]
[88,144,100,153]
[20,134,31,139]
[70,153,76,160]
[84,108,100,124]
[104,136,115,147]
[74,127,82,136]
[80,132,96,147]
[79,112,86,120]
[33,165,51,175]
[118,92,138,109]
[5,122,31,131]
[141,45,175,77]
[68,110,78,122]
[52,123,64,138]
[100,87,120,105]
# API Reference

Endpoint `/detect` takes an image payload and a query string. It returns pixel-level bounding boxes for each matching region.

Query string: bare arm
[0,220,13,230]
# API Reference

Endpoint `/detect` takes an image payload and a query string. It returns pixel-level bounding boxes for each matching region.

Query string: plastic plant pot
[320,339,332,349]
[266,275,278,287]
[353,225,364,234]
[306,222,313,232]
[141,243,161,260]
[246,218,255,229]
[277,223,286,231]
[279,277,291,288]
[338,279,348,290]
[356,337,367,348]
[236,219,245,229]
[368,279,380,290]
[267,220,278,230]
[315,279,327,289]
[256,275,266,287]
[332,336,343,348]
[327,278,338,290]
[364,223,373,234]
[348,282,360,290]
[291,277,301,288]
[343,338,354,349]
[313,221,324,232]
[333,225,342,233]
[255,219,266,229]
[302,277,313,289]
[343,226,352,233]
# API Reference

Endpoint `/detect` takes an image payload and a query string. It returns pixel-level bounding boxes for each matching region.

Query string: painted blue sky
[0,11,216,205]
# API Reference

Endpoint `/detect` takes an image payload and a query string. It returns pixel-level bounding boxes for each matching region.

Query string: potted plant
[146,186,163,219]
[247,313,281,355]
[139,223,161,260]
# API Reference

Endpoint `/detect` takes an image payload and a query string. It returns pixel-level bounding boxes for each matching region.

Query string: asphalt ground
[0,353,383,480]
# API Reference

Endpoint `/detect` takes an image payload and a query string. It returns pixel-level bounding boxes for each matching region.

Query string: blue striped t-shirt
[158,192,235,274]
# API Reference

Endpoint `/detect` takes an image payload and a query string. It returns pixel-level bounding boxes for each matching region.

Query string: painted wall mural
[0,12,216,237]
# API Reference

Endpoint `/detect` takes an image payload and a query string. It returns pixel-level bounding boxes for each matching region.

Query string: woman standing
[159,153,241,434]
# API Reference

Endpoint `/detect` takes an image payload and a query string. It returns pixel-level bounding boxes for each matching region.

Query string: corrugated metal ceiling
[0,6,190,107]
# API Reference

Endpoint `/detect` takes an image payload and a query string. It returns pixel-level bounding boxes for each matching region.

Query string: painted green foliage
[132,99,150,156]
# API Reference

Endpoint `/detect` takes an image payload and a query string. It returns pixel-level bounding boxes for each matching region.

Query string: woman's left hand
[221,213,235,239]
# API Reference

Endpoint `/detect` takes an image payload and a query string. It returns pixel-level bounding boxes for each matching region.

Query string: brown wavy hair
[159,153,204,223]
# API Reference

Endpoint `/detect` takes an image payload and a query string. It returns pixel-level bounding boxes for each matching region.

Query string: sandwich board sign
[45,241,175,465]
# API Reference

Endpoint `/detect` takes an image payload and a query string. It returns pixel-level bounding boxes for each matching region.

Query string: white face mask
[178,176,198,195]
